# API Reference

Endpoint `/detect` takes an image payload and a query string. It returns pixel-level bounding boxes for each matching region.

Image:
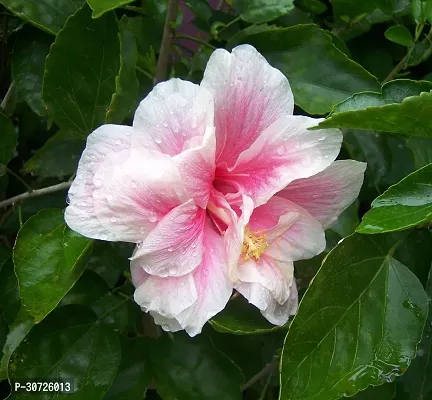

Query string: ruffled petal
[216,115,342,207]
[133,78,214,156]
[261,280,298,326]
[131,200,206,277]
[201,44,294,166]
[277,160,366,229]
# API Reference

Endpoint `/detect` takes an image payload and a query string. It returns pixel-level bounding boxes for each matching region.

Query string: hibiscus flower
[65,45,365,336]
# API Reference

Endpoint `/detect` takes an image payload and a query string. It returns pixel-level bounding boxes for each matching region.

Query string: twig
[0,81,15,112]
[154,0,178,85]
[5,167,33,193]
[136,66,153,81]
[241,358,278,392]
[383,54,408,84]
[175,34,217,50]
[0,181,72,209]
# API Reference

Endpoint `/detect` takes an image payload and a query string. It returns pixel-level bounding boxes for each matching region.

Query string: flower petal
[65,124,135,241]
[133,78,214,156]
[217,115,342,207]
[131,200,206,277]
[277,160,366,229]
[201,44,294,166]
[261,280,298,326]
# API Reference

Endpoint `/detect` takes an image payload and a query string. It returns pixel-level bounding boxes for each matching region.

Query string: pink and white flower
[65,45,365,336]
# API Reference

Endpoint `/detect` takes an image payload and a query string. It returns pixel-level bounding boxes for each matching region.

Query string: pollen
[242,227,269,261]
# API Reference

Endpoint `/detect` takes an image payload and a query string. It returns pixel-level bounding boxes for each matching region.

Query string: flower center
[242,227,269,261]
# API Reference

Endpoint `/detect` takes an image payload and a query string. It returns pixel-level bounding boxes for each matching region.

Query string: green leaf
[357,163,432,234]
[0,113,18,176]
[23,130,84,178]
[0,308,34,381]
[0,260,21,325]
[11,28,52,116]
[280,233,428,400]
[350,382,395,399]
[0,246,11,270]
[296,0,327,14]
[406,137,432,168]
[234,0,295,23]
[240,25,380,114]
[185,0,212,21]
[13,209,93,322]
[43,4,120,137]
[211,296,287,335]
[152,334,244,400]
[374,0,411,14]
[87,0,134,18]
[330,201,360,238]
[9,305,121,398]
[91,293,130,332]
[384,25,413,46]
[412,0,432,23]
[106,16,139,124]
[0,0,84,34]
[316,80,432,137]
[105,337,153,400]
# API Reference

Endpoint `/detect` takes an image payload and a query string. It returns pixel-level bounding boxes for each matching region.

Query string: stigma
[242,227,269,261]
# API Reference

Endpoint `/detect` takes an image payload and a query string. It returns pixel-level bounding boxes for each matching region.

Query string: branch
[154,0,178,85]
[0,82,15,112]
[0,181,72,209]
[382,54,408,84]
[241,358,278,392]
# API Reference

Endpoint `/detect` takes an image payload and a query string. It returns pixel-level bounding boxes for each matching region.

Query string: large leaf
[234,0,294,23]
[23,130,84,178]
[357,163,432,233]
[0,113,18,176]
[87,0,134,18]
[106,16,139,124]
[43,4,120,137]
[13,209,93,322]
[9,305,121,399]
[351,383,395,399]
[240,25,380,114]
[0,260,21,325]
[151,334,244,400]
[0,0,84,34]
[316,80,432,137]
[406,137,432,169]
[280,233,428,400]
[12,28,52,116]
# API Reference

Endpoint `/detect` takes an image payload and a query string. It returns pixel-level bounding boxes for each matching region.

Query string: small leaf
[406,137,432,168]
[12,28,52,116]
[152,334,244,400]
[234,0,295,23]
[87,0,134,18]
[13,209,93,322]
[106,16,139,124]
[0,113,18,176]
[240,25,380,114]
[185,0,213,21]
[43,4,120,137]
[23,130,85,178]
[280,233,428,400]
[412,0,432,23]
[9,305,121,398]
[384,25,413,46]
[0,0,84,34]
[0,260,21,325]
[357,163,432,234]
[316,79,432,137]
[211,296,287,335]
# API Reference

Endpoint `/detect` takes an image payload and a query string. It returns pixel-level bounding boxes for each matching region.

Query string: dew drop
[324,155,330,159]
[149,214,157,223]
[294,142,300,149]
[163,122,168,128]
[192,251,197,257]
[312,194,321,199]
[115,139,122,145]
[161,324,170,331]
[100,234,108,240]
[110,216,117,223]
[140,227,146,234]
[210,248,215,254]
[276,145,286,155]
[125,130,131,136]
[131,181,137,189]
[168,247,174,252]
[154,137,162,144]
[169,266,177,275]
[66,196,71,205]
[107,194,113,201]
[173,126,179,133]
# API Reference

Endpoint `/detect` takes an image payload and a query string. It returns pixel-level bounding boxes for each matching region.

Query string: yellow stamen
[241,227,269,261]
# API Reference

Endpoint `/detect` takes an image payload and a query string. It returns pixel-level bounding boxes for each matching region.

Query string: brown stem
[153,0,178,85]
[241,358,278,392]
[382,54,408,84]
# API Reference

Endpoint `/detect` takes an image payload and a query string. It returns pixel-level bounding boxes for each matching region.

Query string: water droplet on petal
[66,196,71,205]
[110,216,117,223]
[312,194,321,199]
[161,324,170,331]
[210,248,215,254]
[324,155,330,159]
[149,214,157,223]
[163,122,168,128]
[276,145,285,155]
[169,266,177,275]
[168,247,173,252]
[173,125,179,133]
[154,137,162,144]
[100,234,108,240]
[139,227,146,234]
[115,139,122,145]
[107,194,113,201]
[125,130,131,136]
[294,142,300,149]
[131,181,137,189]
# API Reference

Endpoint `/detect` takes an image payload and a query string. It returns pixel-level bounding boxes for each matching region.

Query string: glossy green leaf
[406,137,432,169]
[13,209,93,322]
[234,0,294,23]
[316,80,432,137]
[357,163,432,233]
[106,16,138,124]
[373,0,411,14]
[23,130,84,178]
[350,383,395,399]
[152,334,244,400]
[0,260,21,325]
[12,28,52,116]
[412,0,432,23]
[211,296,286,335]
[384,25,413,46]
[0,113,18,176]
[280,233,428,400]
[91,293,130,332]
[0,308,34,380]
[105,337,153,400]
[87,0,134,18]
[330,201,360,238]
[43,4,120,137]
[185,0,212,21]
[0,0,84,34]
[240,25,380,114]
[296,0,327,14]
[9,305,121,398]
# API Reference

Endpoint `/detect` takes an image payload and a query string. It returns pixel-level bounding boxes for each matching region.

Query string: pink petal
[277,160,367,229]
[133,78,214,156]
[201,44,294,167]
[217,115,342,207]
[65,124,135,241]
[131,200,206,277]
[235,258,297,326]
